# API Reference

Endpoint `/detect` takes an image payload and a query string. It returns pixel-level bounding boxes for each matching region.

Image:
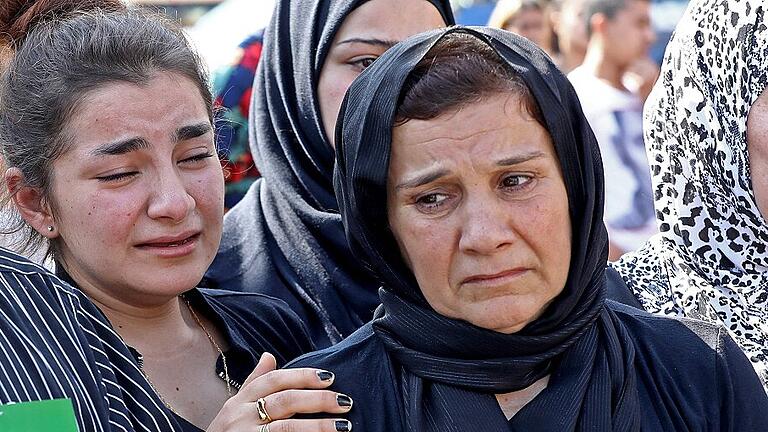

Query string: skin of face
[317,0,445,147]
[44,72,224,308]
[387,94,572,334]
[504,8,548,49]
[600,0,655,68]
[748,88,768,219]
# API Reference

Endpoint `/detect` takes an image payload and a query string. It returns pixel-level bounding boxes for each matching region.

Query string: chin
[152,267,206,294]
[471,317,531,334]
[464,302,544,334]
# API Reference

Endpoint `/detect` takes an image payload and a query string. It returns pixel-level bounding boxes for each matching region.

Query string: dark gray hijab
[206,0,455,347]
[334,26,641,431]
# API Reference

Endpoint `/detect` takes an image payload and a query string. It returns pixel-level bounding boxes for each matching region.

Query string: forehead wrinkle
[398,94,535,147]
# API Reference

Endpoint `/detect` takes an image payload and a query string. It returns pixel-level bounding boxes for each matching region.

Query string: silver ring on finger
[256,397,274,423]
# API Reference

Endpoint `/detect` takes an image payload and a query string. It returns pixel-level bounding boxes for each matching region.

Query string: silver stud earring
[47,226,54,232]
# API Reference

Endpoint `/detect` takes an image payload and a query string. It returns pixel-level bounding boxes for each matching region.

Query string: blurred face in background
[552,0,588,69]
[317,0,446,148]
[504,6,549,50]
[599,0,655,68]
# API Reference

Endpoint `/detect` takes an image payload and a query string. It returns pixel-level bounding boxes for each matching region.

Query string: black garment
[604,267,643,309]
[0,248,177,431]
[205,0,455,348]
[168,290,315,431]
[310,26,768,431]
[289,296,768,431]
[57,270,314,432]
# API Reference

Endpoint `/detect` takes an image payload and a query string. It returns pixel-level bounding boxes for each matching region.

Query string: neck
[56,260,199,354]
[93,295,198,356]
[581,42,627,91]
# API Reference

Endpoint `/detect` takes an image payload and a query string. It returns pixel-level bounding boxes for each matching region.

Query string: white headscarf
[612,0,768,387]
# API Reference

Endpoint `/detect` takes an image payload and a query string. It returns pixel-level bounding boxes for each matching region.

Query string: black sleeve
[716,329,768,431]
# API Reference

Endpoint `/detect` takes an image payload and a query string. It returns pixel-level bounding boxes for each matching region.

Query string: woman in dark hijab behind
[288,27,768,430]
[205,0,454,347]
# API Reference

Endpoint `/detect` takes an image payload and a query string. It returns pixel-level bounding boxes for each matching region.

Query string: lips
[462,268,528,285]
[135,232,200,248]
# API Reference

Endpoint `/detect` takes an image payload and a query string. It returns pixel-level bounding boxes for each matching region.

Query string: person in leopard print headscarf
[611,0,768,389]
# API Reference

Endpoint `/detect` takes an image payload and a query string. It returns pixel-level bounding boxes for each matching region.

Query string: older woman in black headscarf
[288,26,768,430]
[205,0,454,348]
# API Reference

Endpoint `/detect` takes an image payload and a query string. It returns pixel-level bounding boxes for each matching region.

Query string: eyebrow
[395,168,450,191]
[394,151,547,191]
[335,37,399,49]
[495,151,546,166]
[175,122,213,142]
[90,122,212,157]
[91,137,150,156]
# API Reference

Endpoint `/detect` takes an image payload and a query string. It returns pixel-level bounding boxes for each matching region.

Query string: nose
[458,194,517,255]
[146,167,195,222]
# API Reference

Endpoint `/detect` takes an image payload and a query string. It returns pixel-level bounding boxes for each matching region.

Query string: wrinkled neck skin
[495,375,550,419]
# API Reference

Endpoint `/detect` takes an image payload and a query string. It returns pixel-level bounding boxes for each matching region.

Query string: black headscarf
[206,0,455,347]
[334,26,640,430]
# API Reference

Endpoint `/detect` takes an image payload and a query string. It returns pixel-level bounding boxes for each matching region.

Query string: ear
[4,168,58,239]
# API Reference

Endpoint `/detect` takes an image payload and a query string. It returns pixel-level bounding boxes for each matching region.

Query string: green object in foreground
[0,399,79,432]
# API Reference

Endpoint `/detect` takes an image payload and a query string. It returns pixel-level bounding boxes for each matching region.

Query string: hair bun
[0,0,125,47]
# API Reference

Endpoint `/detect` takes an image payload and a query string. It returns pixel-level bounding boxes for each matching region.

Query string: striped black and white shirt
[0,247,179,431]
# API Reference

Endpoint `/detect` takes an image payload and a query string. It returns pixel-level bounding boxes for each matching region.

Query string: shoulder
[0,247,55,280]
[0,247,85,312]
[608,301,768,428]
[288,324,394,397]
[604,267,644,309]
[607,301,767,402]
[288,324,404,432]
[288,323,387,370]
[607,299,722,350]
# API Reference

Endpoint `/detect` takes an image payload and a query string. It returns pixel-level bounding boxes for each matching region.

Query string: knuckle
[268,390,292,411]
[259,369,282,387]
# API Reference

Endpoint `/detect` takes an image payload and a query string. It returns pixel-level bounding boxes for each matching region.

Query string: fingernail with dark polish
[335,420,352,431]
[317,371,334,382]
[336,393,353,408]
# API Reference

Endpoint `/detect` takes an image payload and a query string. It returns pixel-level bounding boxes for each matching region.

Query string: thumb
[242,352,277,388]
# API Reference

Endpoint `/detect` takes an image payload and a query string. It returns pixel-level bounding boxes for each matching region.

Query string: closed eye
[179,152,214,164]
[95,171,138,183]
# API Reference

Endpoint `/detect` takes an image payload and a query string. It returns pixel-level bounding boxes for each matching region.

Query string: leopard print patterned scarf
[612,0,768,388]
